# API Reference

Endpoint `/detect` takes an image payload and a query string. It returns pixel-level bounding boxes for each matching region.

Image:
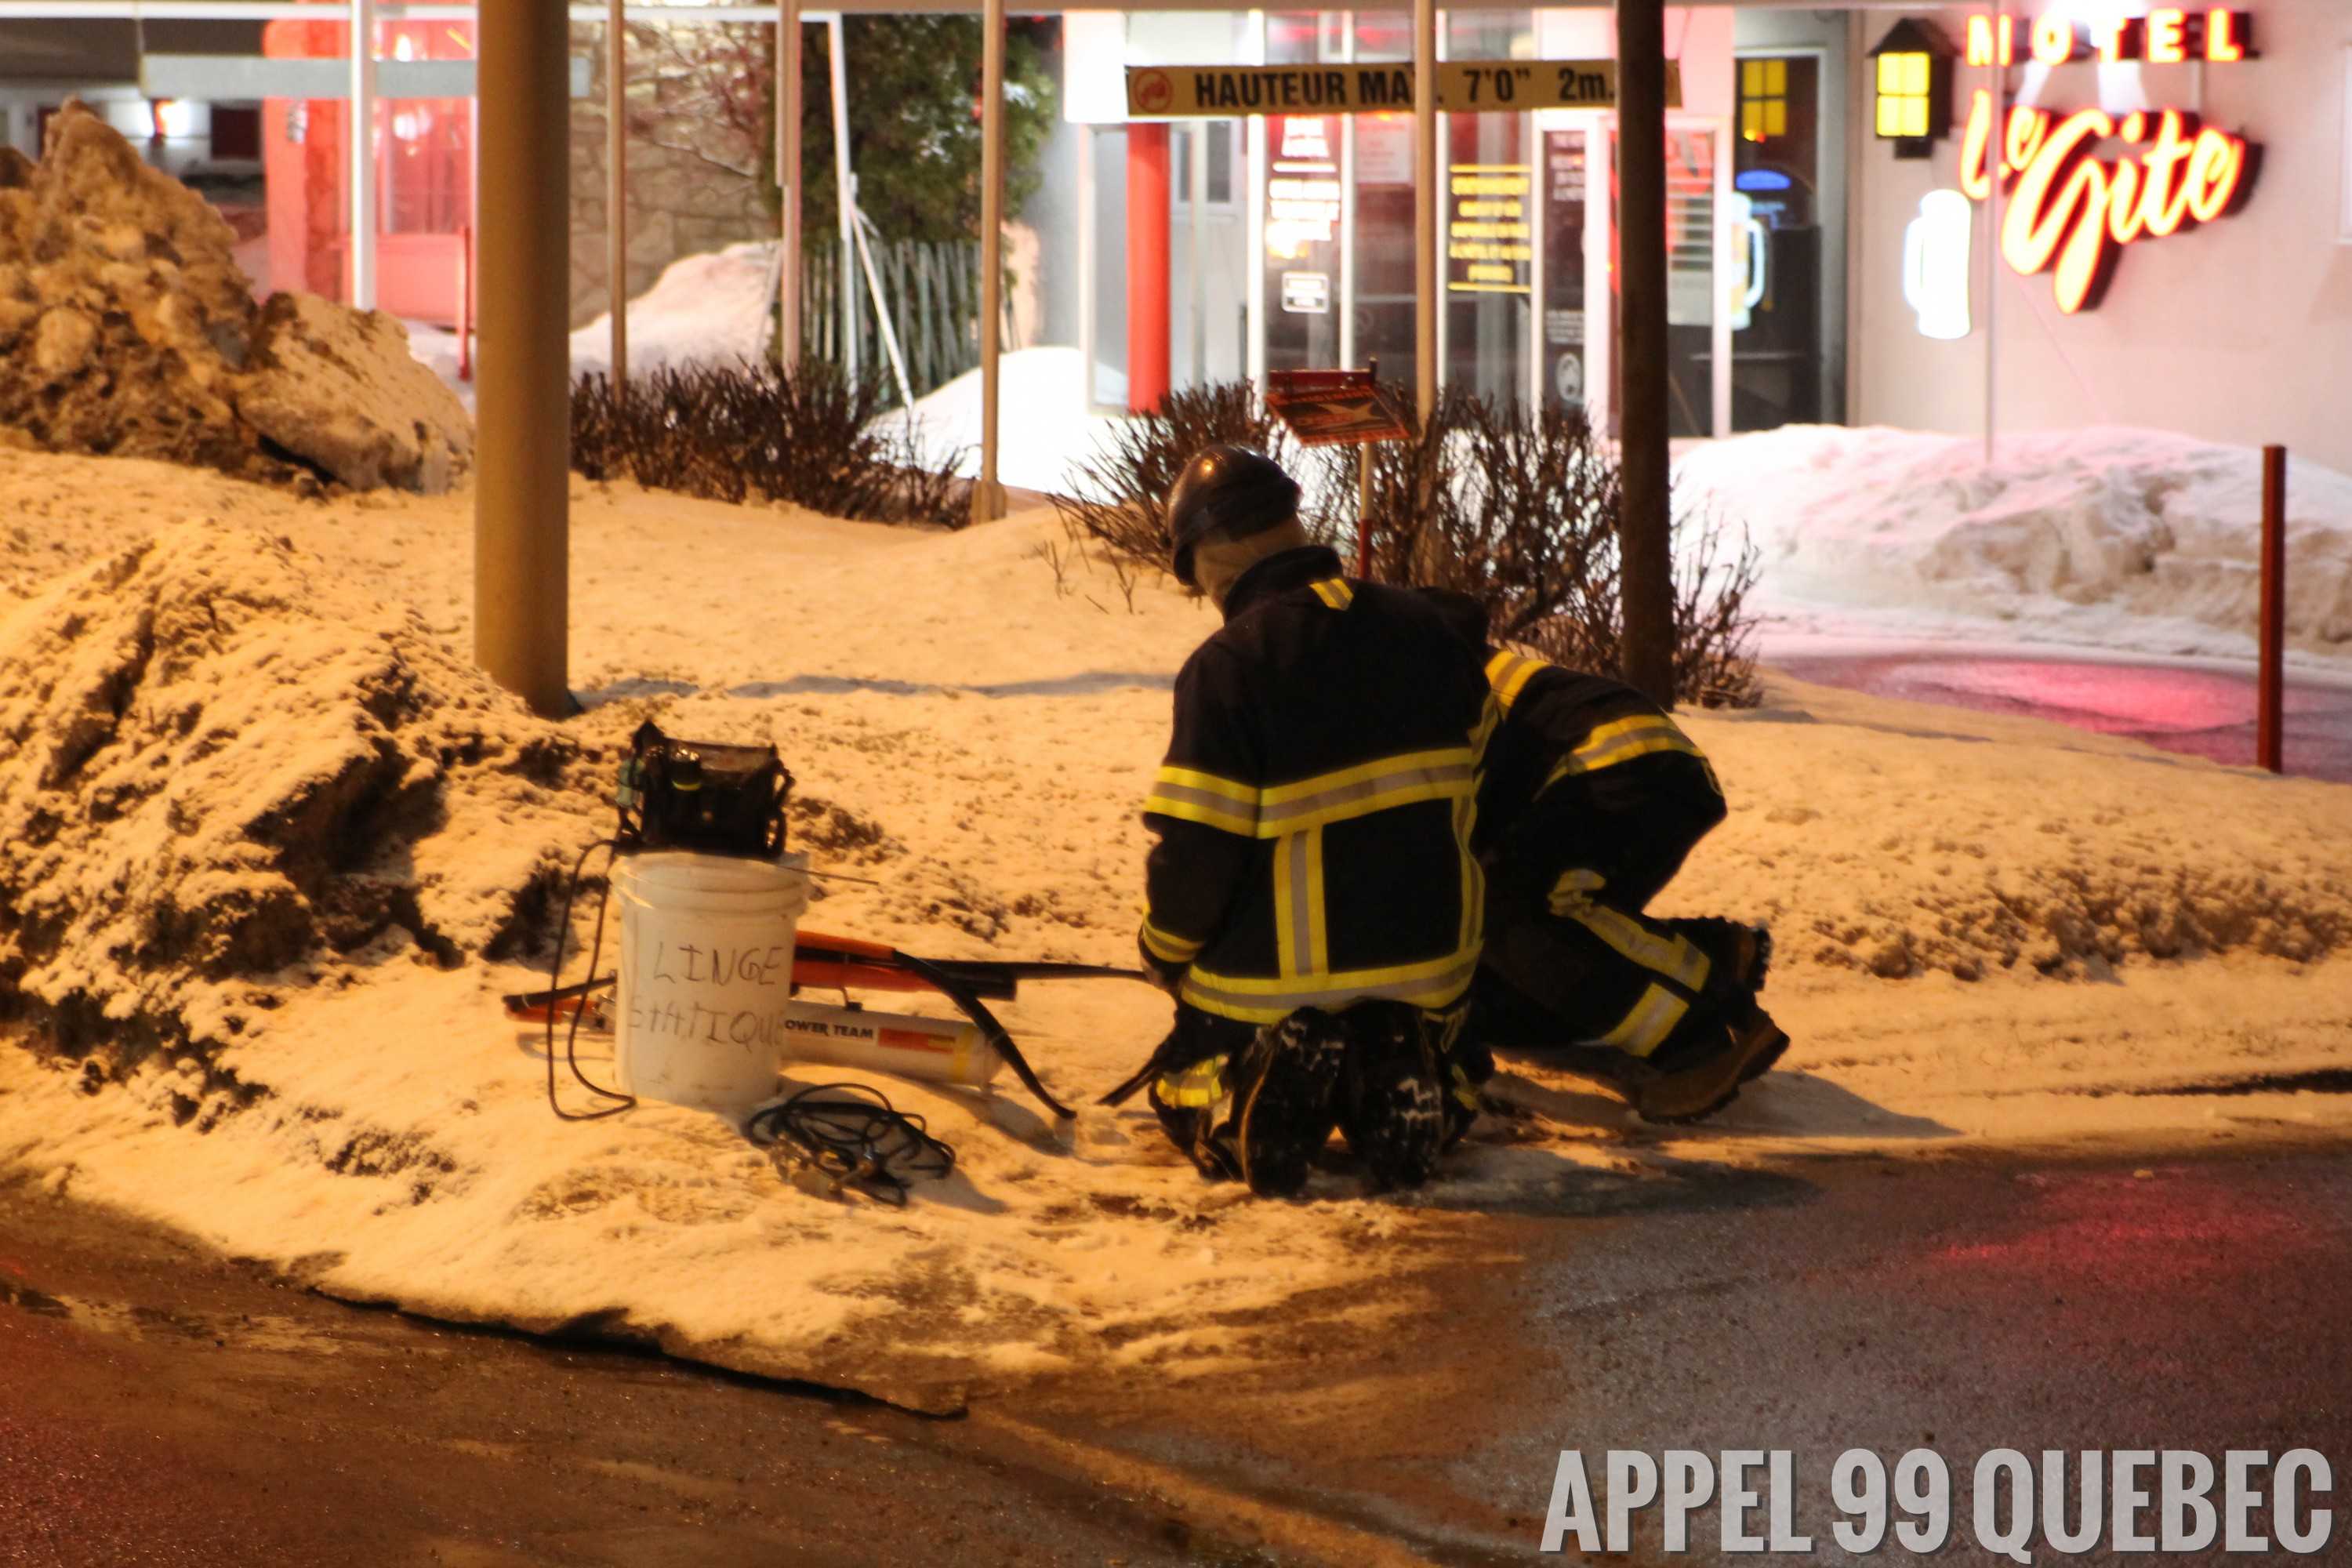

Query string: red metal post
[1125,122,1171,415]
[456,223,474,382]
[2257,443,2286,773]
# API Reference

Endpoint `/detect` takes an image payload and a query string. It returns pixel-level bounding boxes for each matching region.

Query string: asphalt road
[0,1184,1260,1568]
[1773,652,2352,783]
[6,1139,2349,1566]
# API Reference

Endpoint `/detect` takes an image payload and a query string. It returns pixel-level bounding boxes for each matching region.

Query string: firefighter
[1431,593,1789,1123]
[1100,445,1496,1197]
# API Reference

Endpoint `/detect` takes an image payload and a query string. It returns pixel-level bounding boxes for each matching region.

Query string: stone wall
[568,23,776,330]
[564,20,1053,348]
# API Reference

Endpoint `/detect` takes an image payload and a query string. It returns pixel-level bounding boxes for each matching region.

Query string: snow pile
[0,102,470,492]
[1692,684,2351,981]
[1679,426,2352,662]
[0,519,600,1085]
[237,291,474,493]
[904,346,1124,496]
[569,241,779,380]
[0,444,2346,1408]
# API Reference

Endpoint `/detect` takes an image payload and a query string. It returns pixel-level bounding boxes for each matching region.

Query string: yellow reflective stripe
[1543,713,1701,789]
[1309,577,1355,610]
[1470,691,1502,764]
[1453,760,1482,953]
[1302,826,1327,975]
[1593,982,1690,1058]
[1551,884,1713,993]
[1273,831,1302,978]
[1141,919,1204,964]
[1145,764,1260,834]
[1458,699,1497,951]
[1154,764,1258,804]
[1179,947,1481,1025]
[1155,1054,1229,1108]
[1483,650,1549,713]
[1143,789,1258,835]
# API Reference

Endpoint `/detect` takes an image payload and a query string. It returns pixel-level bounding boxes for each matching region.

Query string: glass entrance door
[1729,52,1827,430]
[1558,115,1730,438]
[1663,118,1726,437]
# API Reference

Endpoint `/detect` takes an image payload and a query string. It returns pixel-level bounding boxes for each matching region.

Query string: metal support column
[606,0,627,387]
[474,0,572,717]
[827,13,856,384]
[347,0,374,308]
[1412,0,1436,419]
[975,0,1007,519]
[1615,0,1675,709]
[778,0,802,371]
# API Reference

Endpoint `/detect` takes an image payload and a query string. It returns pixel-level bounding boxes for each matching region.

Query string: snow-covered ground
[2,441,2345,1410]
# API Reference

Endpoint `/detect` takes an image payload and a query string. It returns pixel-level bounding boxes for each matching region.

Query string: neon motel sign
[1957,7,2260,314]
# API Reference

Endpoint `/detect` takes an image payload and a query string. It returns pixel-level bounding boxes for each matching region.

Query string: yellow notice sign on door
[1124,60,1682,119]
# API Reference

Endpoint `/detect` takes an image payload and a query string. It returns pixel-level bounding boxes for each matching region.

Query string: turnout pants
[1145,1000,1484,1198]
[1475,750,1744,1064]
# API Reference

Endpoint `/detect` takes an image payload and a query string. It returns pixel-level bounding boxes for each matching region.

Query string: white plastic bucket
[612,849,811,1120]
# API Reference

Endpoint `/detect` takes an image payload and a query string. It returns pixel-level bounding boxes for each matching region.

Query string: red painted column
[1126,122,1172,414]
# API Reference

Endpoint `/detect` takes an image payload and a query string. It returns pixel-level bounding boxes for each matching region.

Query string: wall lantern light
[1870,19,1958,160]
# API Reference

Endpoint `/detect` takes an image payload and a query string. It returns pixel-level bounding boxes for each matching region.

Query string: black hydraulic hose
[545,839,636,1122]
[891,949,1076,1120]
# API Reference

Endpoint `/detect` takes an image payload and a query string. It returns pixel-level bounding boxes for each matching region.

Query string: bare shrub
[1056,376,1760,709]
[1324,391,1762,708]
[570,361,971,527]
[1050,382,1301,570]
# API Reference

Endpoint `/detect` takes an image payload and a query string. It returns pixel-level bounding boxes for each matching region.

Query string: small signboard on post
[1265,367,1413,579]
[1265,368,1411,448]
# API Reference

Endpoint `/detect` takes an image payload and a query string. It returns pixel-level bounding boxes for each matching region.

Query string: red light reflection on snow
[1883,660,2293,735]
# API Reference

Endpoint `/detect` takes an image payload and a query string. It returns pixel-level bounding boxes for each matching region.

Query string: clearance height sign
[1125,60,1682,119]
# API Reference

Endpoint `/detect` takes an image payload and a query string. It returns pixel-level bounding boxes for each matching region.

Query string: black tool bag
[615,720,793,859]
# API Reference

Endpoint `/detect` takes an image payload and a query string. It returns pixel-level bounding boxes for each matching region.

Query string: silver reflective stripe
[1255,761,1475,828]
[1181,953,1482,1015]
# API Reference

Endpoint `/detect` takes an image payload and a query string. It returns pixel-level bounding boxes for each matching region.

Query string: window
[1205,121,1233,209]
[1875,52,1933,140]
[1741,58,1789,143]
[210,105,262,161]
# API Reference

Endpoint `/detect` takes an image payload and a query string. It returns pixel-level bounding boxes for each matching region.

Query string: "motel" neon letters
[1965,8,2253,68]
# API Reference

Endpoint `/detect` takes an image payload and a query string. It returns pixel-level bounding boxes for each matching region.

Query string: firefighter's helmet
[1165,445,1301,588]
